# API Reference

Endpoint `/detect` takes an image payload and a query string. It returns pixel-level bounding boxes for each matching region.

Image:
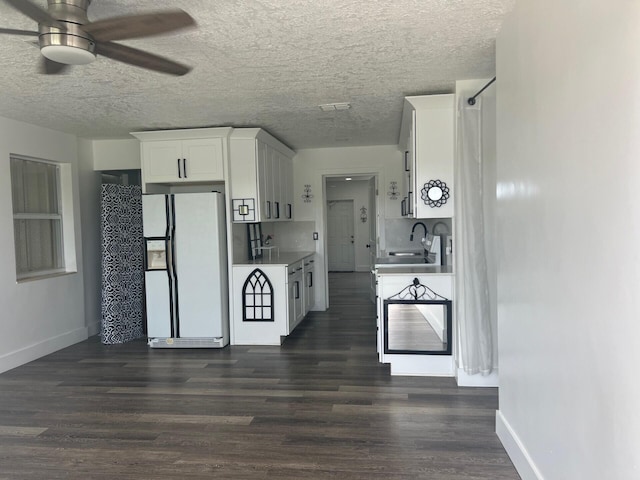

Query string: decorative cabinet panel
[230,128,295,223]
[132,128,231,189]
[398,94,454,219]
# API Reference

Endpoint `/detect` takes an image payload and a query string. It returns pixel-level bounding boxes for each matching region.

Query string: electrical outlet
[313,232,319,240]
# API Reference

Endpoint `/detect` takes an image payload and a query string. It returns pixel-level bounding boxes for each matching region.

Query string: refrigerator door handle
[169,194,180,338]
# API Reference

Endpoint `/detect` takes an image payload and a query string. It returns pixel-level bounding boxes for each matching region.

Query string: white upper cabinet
[229,128,295,223]
[131,128,232,188]
[398,94,454,219]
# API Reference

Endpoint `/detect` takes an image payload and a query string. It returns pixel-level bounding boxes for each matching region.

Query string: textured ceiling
[0,0,513,149]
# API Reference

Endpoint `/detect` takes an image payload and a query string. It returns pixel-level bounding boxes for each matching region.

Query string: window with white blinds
[11,156,65,279]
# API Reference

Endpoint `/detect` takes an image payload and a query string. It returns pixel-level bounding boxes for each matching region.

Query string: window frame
[10,154,72,281]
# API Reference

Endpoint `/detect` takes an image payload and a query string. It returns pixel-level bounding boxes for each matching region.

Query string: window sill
[16,270,77,284]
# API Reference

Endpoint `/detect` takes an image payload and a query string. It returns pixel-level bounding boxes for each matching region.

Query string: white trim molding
[0,327,88,374]
[496,410,544,480]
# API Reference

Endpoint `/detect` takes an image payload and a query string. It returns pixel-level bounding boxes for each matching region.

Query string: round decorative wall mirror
[427,186,443,201]
[421,180,450,208]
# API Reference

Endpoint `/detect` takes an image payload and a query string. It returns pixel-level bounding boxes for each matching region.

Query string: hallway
[0,272,519,479]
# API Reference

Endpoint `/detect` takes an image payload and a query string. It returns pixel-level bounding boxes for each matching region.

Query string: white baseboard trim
[0,327,88,374]
[456,368,499,387]
[387,354,454,376]
[496,410,544,480]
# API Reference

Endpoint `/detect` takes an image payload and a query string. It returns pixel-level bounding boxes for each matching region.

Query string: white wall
[326,180,371,271]
[91,138,140,171]
[77,139,102,336]
[496,2,640,479]
[294,145,401,309]
[0,117,88,373]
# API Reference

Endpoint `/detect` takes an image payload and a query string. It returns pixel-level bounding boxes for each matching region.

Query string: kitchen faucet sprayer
[410,221,428,242]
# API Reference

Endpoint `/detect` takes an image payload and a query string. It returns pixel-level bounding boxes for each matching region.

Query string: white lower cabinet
[287,261,304,332]
[303,257,316,314]
[376,270,454,376]
[231,265,287,345]
[231,254,315,345]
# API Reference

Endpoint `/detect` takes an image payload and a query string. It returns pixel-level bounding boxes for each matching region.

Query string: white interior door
[327,200,355,271]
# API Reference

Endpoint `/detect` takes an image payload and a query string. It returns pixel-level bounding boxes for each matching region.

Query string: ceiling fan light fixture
[41,45,96,65]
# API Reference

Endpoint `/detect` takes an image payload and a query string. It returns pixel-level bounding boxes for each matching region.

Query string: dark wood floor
[0,272,519,479]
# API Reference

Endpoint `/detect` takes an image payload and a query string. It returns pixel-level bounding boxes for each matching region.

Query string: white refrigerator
[142,191,229,348]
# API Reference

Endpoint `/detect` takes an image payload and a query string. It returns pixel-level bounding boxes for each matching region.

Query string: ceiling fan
[0,0,196,75]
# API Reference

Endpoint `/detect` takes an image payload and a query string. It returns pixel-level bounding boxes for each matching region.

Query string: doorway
[323,174,378,306]
[327,200,355,271]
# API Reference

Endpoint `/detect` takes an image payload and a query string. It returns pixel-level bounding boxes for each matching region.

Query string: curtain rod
[467,77,496,105]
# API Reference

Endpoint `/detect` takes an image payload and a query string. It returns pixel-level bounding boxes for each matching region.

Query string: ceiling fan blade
[95,41,191,76]
[0,27,38,36]
[39,56,69,75]
[83,10,195,42]
[2,0,65,29]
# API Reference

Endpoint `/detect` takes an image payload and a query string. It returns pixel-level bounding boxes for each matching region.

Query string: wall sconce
[360,206,367,223]
[302,184,313,203]
[388,181,399,200]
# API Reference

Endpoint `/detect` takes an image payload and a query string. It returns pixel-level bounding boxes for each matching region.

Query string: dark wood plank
[0,272,519,479]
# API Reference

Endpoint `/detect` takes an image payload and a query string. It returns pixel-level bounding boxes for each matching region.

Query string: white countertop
[234,251,315,267]
[375,264,453,275]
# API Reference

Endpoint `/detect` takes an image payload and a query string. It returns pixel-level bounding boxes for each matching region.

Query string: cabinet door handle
[287,203,292,219]
[408,191,413,215]
[266,201,271,219]
[295,281,300,299]
[275,202,280,219]
[177,158,182,178]
[182,158,187,178]
[404,151,410,172]
[401,198,406,216]
[308,272,313,287]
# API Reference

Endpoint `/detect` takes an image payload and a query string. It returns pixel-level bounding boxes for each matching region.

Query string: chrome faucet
[410,221,428,242]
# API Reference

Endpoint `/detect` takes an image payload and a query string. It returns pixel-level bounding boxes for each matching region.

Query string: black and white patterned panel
[100,184,145,344]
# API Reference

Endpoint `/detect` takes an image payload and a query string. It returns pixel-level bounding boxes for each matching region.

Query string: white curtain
[455,96,493,375]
